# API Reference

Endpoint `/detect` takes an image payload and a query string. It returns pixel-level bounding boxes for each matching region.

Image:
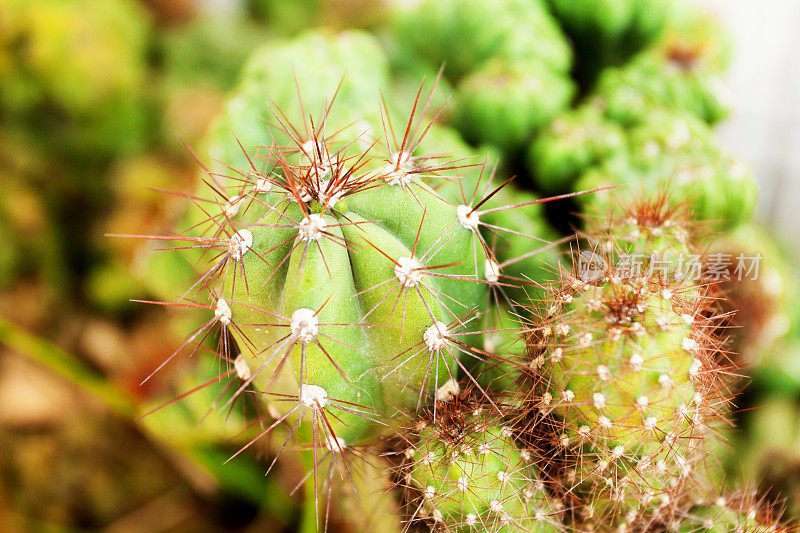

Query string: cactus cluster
[390,0,575,152]
[394,388,559,531]
[109,3,800,532]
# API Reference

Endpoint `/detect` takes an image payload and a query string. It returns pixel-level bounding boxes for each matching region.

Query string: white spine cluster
[228,229,253,260]
[383,151,413,187]
[456,205,480,231]
[290,308,319,343]
[435,378,459,402]
[299,384,329,409]
[297,213,327,242]
[424,321,449,353]
[253,177,272,193]
[233,354,251,381]
[214,298,232,326]
[223,195,244,218]
[395,256,424,287]
[484,258,501,283]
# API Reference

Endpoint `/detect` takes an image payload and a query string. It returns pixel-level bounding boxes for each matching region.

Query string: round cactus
[574,110,757,231]
[521,210,731,528]
[389,0,574,153]
[595,3,732,126]
[183,103,503,453]
[390,0,571,83]
[453,58,576,152]
[395,385,560,532]
[546,0,672,79]
[527,103,626,193]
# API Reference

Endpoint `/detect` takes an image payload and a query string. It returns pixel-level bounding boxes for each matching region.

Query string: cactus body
[454,58,576,151]
[527,103,626,193]
[546,0,671,78]
[390,0,574,152]
[398,389,559,532]
[523,203,729,528]
[574,111,757,230]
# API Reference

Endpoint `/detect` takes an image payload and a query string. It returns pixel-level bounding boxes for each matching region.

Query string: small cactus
[520,200,732,529]
[574,110,757,230]
[395,385,560,532]
[389,0,575,152]
[546,0,672,80]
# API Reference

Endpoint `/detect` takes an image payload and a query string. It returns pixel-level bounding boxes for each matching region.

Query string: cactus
[595,2,732,126]
[395,385,560,532]
[527,103,626,193]
[573,110,757,231]
[545,0,672,81]
[453,57,576,152]
[128,30,585,453]
[389,0,575,152]
[100,6,800,531]
[519,201,731,529]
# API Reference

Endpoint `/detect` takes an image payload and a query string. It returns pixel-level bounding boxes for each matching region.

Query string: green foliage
[0,0,151,156]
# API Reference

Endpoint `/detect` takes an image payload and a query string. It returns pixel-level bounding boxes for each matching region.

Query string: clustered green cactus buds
[546,0,672,78]
[390,0,575,151]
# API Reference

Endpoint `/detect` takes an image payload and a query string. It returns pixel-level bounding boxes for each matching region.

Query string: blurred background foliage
[1,0,800,531]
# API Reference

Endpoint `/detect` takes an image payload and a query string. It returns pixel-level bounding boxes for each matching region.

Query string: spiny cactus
[581,189,698,268]
[677,490,796,532]
[122,51,593,486]
[394,385,561,532]
[527,103,626,193]
[204,29,390,176]
[519,205,732,529]
[546,0,672,79]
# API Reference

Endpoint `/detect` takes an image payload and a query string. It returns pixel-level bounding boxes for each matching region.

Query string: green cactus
[389,0,574,152]
[204,30,390,175]
[595,3,732,126]
[546,0,672,81]
[574,111,757,230]
[522,208,730,528]
[453,57,576,152]
[527,102,626,193]
[390,0,571,83]
[135,32,563,455]
[397,386,559,532]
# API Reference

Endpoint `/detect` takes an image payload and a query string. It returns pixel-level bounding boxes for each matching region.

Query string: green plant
[519,204,731,529]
